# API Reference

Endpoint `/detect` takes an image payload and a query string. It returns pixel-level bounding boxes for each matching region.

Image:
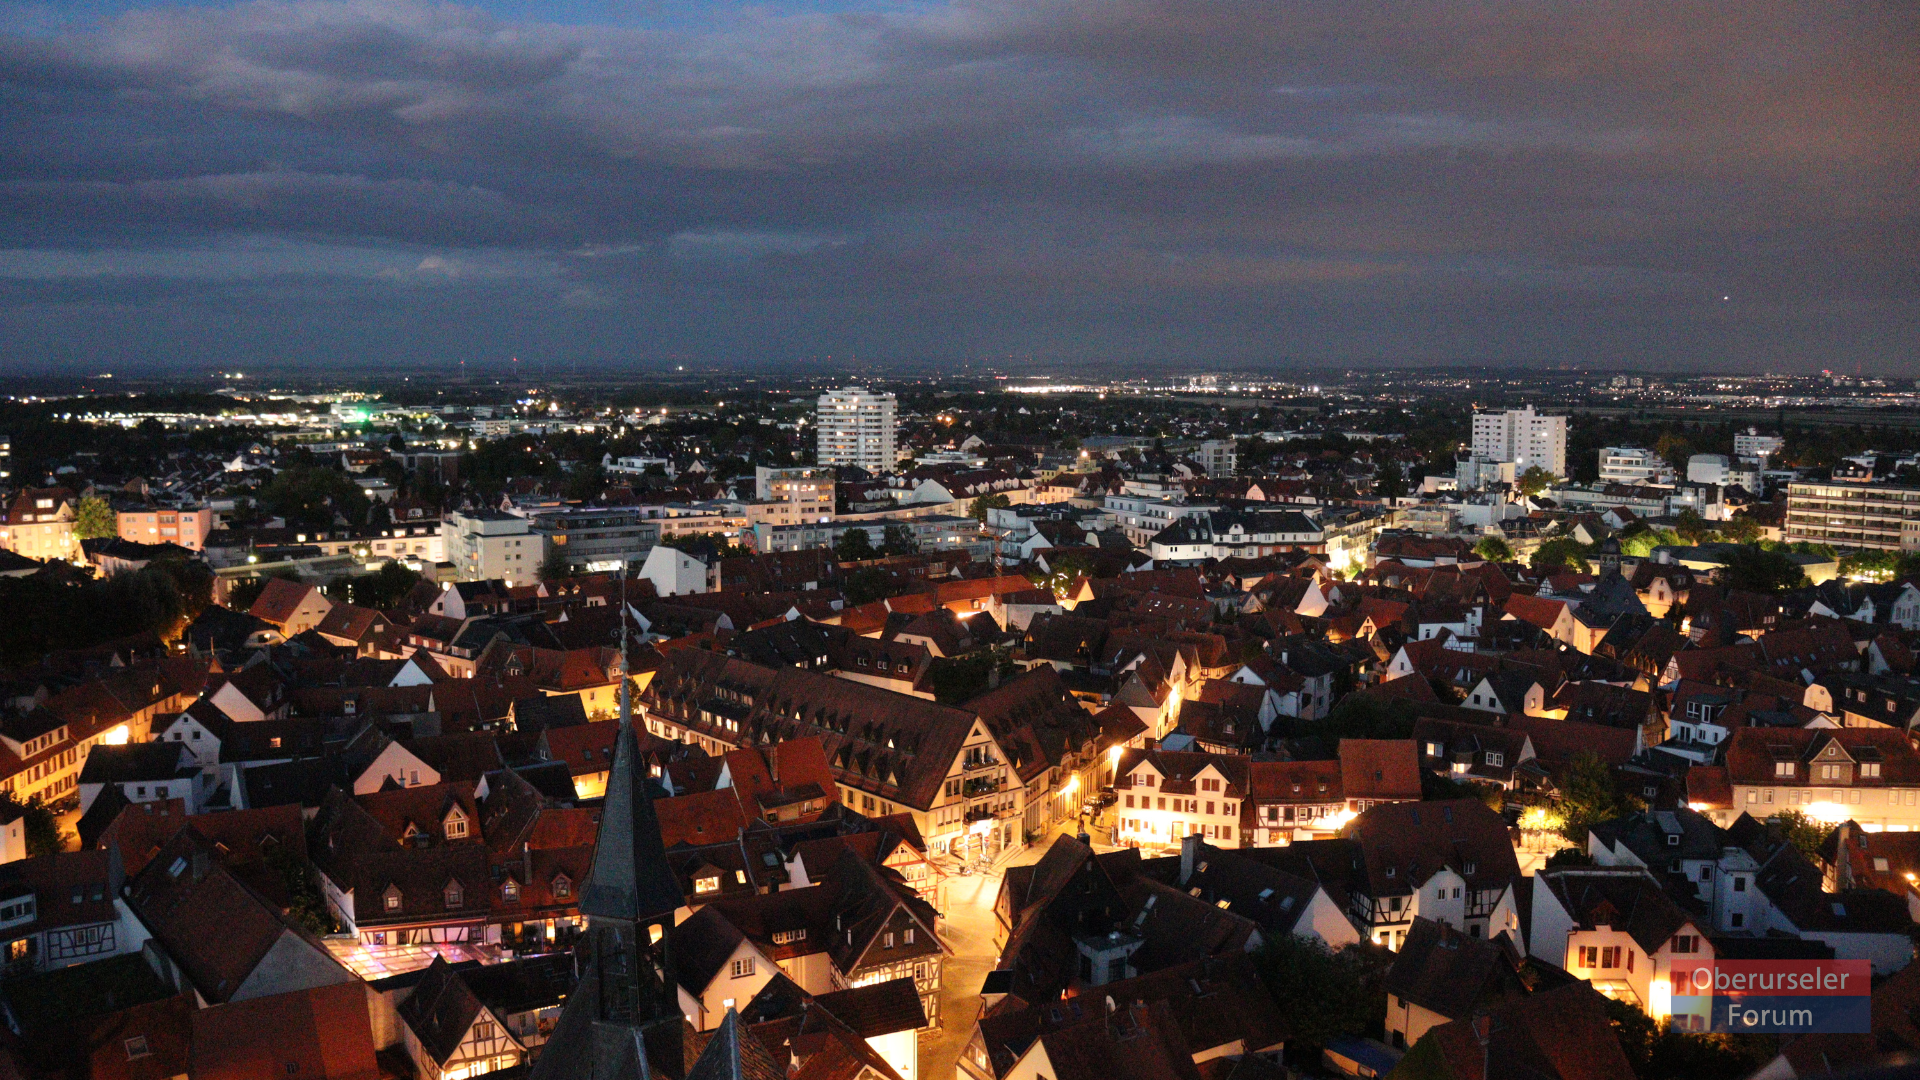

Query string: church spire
[581,571,684,925]
[530,571,687,1080]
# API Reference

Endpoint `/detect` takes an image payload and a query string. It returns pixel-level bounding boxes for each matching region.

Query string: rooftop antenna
[618,562,631,729]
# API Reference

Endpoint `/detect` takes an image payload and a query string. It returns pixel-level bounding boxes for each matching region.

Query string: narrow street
[924,820,1116,1080]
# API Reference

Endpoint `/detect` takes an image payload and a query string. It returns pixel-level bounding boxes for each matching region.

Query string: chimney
[1179,833,1202,885]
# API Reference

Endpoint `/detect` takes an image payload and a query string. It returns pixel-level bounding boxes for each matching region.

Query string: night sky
[0,0,1913,373]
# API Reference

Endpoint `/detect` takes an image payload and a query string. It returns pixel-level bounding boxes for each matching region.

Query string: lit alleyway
[924,817,1116,1080]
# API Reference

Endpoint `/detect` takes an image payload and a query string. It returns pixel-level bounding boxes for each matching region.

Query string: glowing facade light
[1803,800,1852,824]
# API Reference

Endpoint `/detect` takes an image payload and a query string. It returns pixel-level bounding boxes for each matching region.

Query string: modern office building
[1471,406,1567,478]
[1598,447,1669,486]
[528,507,661,573]
[816,387,897,473]
[1786,481,1920,552]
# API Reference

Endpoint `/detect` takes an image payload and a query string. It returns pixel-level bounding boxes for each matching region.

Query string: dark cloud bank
[0,0,1913,372]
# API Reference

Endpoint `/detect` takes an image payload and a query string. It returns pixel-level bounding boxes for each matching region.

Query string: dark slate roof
[396,956,487,1066]
[1588,808,1723,866]
[1535,868,1697,955]
[685,1011,785,1080]
[1138,840,1323,936]
[1383,916,1527,1021]
[670,905,749,995]
[514,693,590,733]
[1342,798,1520,899]
[77,741,192,785]
[243,757,349,811]
[579,716,686,923]
[812,979,926,1038]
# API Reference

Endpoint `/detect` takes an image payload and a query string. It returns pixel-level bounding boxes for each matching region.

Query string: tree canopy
[329,561,423,609]
[259,465,371,530]
[1249,934,1389,1057]
[0,559,212,665]
[835,528,877,562]
[1765,809,1828,861]
[1718,546,1811,594]
[968,493,1012,521]
[1557,750,1645,843]
[1516,465,1558,498]
[1530,537,1591,574]
[73,496,117,541]
[1472,535,1513,563]
[881,524,919,556]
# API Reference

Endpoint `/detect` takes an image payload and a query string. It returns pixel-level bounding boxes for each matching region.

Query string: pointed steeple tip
[579,707,684,923]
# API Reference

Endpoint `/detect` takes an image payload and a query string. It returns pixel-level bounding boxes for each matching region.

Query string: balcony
[963,776,1004,798]
[961,756,1003,774]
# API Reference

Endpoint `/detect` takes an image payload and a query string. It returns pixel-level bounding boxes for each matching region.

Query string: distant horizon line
[0,358,1898,381]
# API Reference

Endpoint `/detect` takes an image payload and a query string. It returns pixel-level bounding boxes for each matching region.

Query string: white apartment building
[1103,492,1217,547]
[816,387,898,473]
[1471,406,1567,478]
[752,466,835,527]
[1734,430,1785,463]
[1786,481,1920,552]
[1686,454,1762,493]
[441,510,542,584]
[1196,439,1237,477]
[1598,447,1670,486]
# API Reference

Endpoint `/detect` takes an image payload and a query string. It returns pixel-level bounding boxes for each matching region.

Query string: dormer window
[695,876,720,894]
[384,886,403,912]
[444,811,468,839]
[1774,762,1795,777]
[502,880,520,903]
[552,875,572,899]
[444,881,464,909]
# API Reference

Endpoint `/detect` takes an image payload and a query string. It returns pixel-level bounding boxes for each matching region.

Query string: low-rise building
[442,510,542,584]
[0,849,150,973]
[1715,727,1920,830]
[0,488,79,563]
[1340,798,1522,949]
[1528,866,1715,1028]
[1112,749,1248,851]
[116,504,216,552]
